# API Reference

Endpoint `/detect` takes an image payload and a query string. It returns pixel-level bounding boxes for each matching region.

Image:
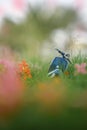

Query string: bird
[48,49,71,77]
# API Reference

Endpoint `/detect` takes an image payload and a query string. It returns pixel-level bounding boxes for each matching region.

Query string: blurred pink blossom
[0,7,5,16]
[75,63,87,74]
[74,0,85,10]
[13,0,26,11]
[0,59,24,116]
[0,0,29,24]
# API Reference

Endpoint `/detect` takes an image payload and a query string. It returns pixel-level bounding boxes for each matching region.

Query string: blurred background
[0,0,87,60]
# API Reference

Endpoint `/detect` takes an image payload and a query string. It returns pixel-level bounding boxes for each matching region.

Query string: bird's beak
[68,58,72,64]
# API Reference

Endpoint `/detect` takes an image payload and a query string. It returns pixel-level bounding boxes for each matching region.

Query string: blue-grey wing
[48,57,68,73]
[60,58,68,72]
[48,57,59,72]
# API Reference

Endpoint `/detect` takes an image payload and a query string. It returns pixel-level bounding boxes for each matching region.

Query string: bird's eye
[66,54,70,57]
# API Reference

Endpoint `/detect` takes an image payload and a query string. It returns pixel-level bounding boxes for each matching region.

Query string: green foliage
[0,7,77,52]
[0,55,87,129]
[1,6,87,129]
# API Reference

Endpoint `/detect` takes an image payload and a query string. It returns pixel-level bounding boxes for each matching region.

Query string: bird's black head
[56,49,71,63]
[65,54,71,63]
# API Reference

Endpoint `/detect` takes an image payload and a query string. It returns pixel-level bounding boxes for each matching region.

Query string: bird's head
[64,53,71,63]
[55,49,71,63]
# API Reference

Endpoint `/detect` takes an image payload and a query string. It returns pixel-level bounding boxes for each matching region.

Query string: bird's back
[48,57,68,72]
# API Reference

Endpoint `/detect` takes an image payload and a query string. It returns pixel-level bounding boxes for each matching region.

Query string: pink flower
[75,0,84,10]
[0,59,24,116]
[13,0,26,11]
[75,63,87,74]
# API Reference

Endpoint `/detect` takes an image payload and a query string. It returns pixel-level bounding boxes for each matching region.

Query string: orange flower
[18,60,32,79]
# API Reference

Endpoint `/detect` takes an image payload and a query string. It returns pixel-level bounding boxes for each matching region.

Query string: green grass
[24,55,87,87]
[23,56,87,130]
[1,55,87,130]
